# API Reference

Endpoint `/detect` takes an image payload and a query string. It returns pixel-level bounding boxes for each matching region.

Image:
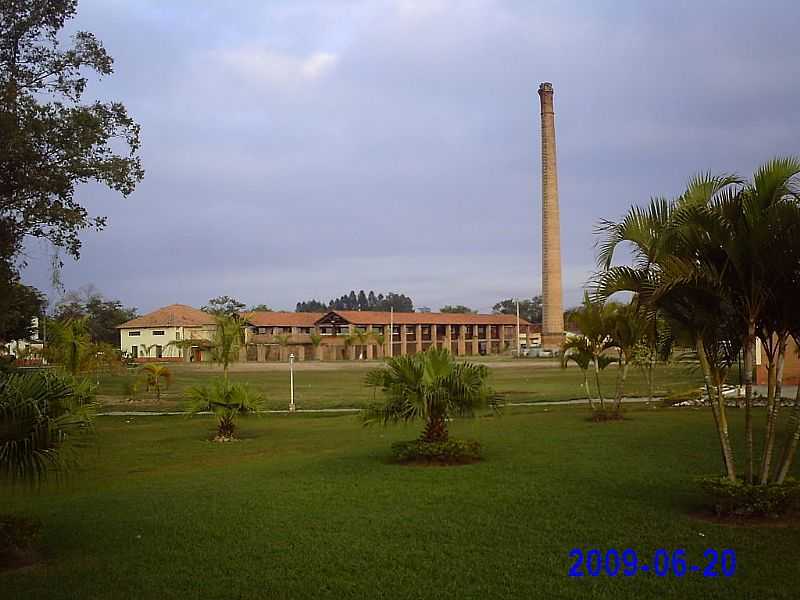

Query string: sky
[20,0,800,314]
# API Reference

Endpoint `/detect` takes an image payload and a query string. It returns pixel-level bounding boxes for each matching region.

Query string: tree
[202,296,245,317]
[0,0,143,277]
[45,317,91,376]
[0,370,96,486]
[53,287,137,345]
[0,279,44,344]
[273,333,292,361]
[440,305,476,314]
[357,290,368,311]
[309,332,323,359]
[493,297,542,323]
[138,363,172,401]
[363,347,496,443]
[608,303,649,413]
[595,162,800,485]
[248,304,271,312]
[209,314,244,379]
[296,299,327,312]
[185,379,263,442]
[561,336,595,407]
[568,294,619,409]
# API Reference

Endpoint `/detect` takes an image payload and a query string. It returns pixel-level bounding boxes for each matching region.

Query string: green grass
[2,406,798,599]
[97,362,703,410]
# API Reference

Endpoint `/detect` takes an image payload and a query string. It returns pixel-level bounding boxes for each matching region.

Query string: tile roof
[243,311,324,327]
[117,304,215,329]
[316,310,537,327]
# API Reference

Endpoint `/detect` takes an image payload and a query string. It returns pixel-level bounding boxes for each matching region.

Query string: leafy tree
[608,303,649,412]
[0,0,143,277]
[45,317,91,376]
[440,305,476,314]
[0,370,96,486]
[0,279,44,344]
[493,297,542,323]
[202,296,245,317]
[138,363,172,401]
[296,299,327,312]
[185,379,263,441]
[357,290,368,311]
[309,332,323,359]
[248,304,271,312]
[53,287,137,344]
[364,348,497,443]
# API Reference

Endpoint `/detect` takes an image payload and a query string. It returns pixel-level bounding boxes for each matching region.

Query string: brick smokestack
[538,82,564,348]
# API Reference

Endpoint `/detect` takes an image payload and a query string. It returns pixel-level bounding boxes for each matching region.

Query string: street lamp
[288,353,296,412]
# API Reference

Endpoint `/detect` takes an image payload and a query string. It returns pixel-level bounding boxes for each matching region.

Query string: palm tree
[345,329,371,359]
[273,333,292,361]
[371,331,386,359]
[209,314,245,380]
[608,303,649,413]
[561,335,595,407]
[46,317,92,376]
[363,347,497,443]
[0,371,96,486]
[309,332,323,360]
[138,363,172,401]
[184,379,264,441]
[569,294,619,409]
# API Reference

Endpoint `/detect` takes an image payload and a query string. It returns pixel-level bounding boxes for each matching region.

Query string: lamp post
[288,352,295,412]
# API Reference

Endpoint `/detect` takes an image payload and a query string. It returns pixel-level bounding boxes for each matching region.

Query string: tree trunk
[743,323,755,484]
[775,380,800,484]
[761,335,786,483]
[421,415,448,443]
[593,357,604,410]
[217,415,236,440]
[583,371,593,410]
[697,338,737,481]
[614,361,629,414]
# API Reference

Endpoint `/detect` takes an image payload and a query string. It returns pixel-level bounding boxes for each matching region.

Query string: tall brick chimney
[538,82,564,349]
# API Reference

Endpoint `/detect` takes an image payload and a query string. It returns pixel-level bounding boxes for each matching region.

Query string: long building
[117,305,540,362]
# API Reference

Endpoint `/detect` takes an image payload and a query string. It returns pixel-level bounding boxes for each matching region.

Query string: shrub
[697,476,800,517]
[390,439,482,465]
[589,408,625,422]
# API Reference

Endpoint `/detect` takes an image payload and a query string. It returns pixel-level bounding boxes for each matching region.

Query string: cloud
[215,47,338,89]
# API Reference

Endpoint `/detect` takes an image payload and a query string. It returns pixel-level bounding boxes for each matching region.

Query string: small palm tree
[210,314,245,380]
[0,371,97,486]
[561,336,595,407]
[46,318,91,376]
[273,333,292,361]
[309,332,323,360]
[371,331,386,359]
[364,347,497,443]
[138,363,172,401]
[184,379,264,441]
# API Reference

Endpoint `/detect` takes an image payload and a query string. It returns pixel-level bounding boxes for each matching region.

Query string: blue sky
[20,0,800,313]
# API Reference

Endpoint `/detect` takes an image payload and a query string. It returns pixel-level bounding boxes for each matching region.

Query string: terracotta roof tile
[117,304,215,329]
[316,310,536,327]
[243,311,323,327]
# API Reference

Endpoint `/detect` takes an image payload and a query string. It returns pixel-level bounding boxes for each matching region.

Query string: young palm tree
[309,332,323,360]
[0,371,96,486]
[184,379,264,441]
[561,335,595,407]
[569,295,619,409]
[363,347,496,443]
[371,331,386,359]
[46,317,92,376]
[209,314,245,380]
[138,363,172,401]
[273,333,292,361]
[608,303,649,413]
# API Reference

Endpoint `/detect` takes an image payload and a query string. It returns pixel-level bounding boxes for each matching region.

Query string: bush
[697,476,800,517]
[0,515,42,570]
[589,408,625,422]
[390,439,482,465]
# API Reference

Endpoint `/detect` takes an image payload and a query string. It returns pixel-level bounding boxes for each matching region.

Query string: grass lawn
[96,361,703,410]
[2,406,798,599]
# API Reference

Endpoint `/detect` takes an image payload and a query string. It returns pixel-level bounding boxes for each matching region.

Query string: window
[259,327,267,334]
[153,330,165,336]
[129,331,140,337]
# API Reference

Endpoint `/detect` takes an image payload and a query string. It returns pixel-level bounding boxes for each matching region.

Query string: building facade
[118,305,540,363]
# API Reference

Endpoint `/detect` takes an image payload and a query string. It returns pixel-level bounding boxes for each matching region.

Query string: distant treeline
[296,291,414,313]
